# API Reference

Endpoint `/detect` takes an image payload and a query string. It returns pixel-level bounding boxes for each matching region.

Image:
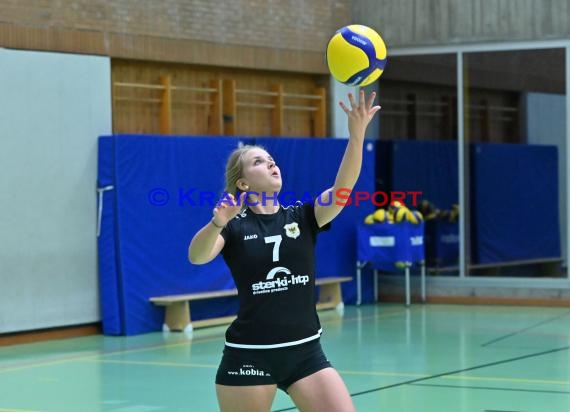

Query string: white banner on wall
[0,49,112,333]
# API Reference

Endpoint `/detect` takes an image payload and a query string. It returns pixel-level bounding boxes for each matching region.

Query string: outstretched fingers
[366,90,377,108]
[364,91,381,118]
[348,92,358,109]
[358,89,366,107]
[339,90,381,119]
[213,192,246,225]
[339,91,361,114]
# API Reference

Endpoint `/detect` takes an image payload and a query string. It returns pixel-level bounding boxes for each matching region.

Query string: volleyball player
[189,90,380,412]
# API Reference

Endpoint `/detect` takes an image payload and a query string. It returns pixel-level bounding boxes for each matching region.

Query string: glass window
[464,48,567,278]
[378,54,460,276]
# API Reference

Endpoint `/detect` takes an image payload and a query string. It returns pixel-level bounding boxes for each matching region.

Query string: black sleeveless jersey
[220,202,329,349]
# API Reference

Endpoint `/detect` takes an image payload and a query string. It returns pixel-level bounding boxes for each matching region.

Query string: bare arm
[314,90,381,227]
[188,222,226,265]
[188,192,245,265]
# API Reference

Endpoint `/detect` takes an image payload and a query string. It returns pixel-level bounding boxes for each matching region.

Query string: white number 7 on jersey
[264,235,282,262]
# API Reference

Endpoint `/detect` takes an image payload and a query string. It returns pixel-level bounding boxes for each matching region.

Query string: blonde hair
[224,144,265,198]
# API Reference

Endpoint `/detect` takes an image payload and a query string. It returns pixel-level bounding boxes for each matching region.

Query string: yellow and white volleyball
[394,261,409,269]
[372,208,388,223]
[392,207,409,223]
[406,210,424,224]
[364,214,375,224]
[326,24,388,86]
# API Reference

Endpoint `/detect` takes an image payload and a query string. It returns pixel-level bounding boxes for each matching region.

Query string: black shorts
[215,339,332,392]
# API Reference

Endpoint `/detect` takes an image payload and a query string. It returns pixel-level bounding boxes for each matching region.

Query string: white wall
[330,78,380,139]
[0,49,112,333]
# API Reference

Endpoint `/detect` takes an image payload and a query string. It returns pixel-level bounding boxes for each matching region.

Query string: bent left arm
[314,90,381,228]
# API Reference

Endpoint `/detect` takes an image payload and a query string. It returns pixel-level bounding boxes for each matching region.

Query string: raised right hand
[212,192,247,226]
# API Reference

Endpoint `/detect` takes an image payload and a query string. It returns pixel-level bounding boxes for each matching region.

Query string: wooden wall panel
[112,60,328,137]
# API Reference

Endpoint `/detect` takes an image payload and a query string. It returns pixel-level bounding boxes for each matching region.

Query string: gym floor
[1,303,569,411]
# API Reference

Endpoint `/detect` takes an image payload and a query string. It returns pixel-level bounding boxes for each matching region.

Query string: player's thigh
[288,368,355,412]
[216,384,277,412]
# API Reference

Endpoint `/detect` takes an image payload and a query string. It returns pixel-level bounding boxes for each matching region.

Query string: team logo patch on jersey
[284,222,300,239]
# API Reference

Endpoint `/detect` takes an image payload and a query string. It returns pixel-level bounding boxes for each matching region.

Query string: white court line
[0,408,44,412]
[338,370,570,386]
[87,359,217,369]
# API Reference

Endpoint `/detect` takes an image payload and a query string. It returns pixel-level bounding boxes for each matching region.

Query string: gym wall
[0,0,349,73]
[111,59,328,137]
[352,0,570,46]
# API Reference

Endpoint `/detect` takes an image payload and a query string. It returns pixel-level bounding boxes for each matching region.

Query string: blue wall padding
[97,137,123,335]
[471,143,560,264]
[98,135,376,335]
[390,140,459,210]
[375,141,392,194]
[424,220,459,267]
[379,140,560,267]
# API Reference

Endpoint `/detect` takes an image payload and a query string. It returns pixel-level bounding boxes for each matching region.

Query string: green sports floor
[1,304,569,412]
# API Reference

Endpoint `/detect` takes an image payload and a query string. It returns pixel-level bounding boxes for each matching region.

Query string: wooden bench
[150,276,352,333]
